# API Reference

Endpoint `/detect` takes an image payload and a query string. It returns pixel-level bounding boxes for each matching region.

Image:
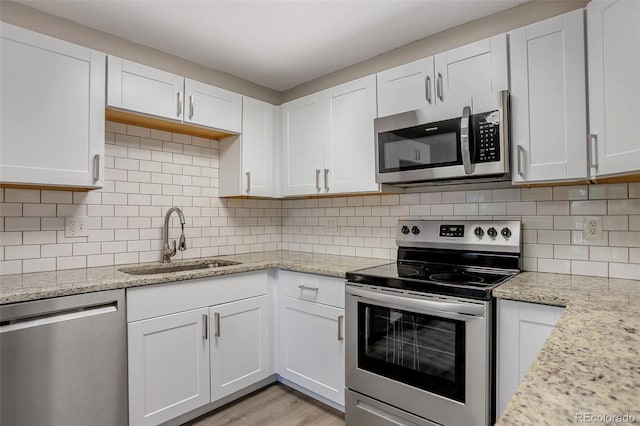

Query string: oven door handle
[460,105,473,175]
[347,287,485,318]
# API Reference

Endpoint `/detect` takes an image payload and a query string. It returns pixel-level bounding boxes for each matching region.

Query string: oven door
[346,284,491,426]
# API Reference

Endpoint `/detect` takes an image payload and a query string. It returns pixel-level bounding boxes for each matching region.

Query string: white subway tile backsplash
[609,263,640,280]
[589,183,628,199]
[571,260,608,277]
[3,122,636,281]
[538,258,570,274]
[553,185,588,200]
[570,200,607,215]
[5,189,40,203]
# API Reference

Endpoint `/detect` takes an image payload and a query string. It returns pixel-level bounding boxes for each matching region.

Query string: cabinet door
[434,34,508,119]
[325,75,380,194]
[0,23,105,188]
[497,300,564,417]
[242,97,274,197]
[588,0,640,177]
[282,91,329,196]
[510,10,587,183]
[278,296,345,406]
[107,56,184,121]
[128,308,210,426]
[184,79,242,133]
[377,57,435,117]
[210,295,271,401]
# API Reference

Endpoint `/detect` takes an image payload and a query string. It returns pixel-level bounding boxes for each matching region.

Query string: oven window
[378,118,462,173]
[357,302,466,402]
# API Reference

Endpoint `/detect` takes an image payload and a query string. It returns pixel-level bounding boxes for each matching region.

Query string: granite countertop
[0,250,391,305]
[494,272,640,425]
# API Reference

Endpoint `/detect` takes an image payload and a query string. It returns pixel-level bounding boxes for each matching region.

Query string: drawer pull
[298,285,319,292]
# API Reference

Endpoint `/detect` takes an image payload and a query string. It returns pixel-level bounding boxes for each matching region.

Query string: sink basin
[119,260,241,275]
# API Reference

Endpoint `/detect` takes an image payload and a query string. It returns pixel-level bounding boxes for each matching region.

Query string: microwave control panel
[472,110,500,163]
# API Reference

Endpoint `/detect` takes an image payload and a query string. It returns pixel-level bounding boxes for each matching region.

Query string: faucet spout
[162,207,187,263]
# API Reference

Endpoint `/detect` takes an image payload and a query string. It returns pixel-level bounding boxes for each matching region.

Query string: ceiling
[17,0,526,91]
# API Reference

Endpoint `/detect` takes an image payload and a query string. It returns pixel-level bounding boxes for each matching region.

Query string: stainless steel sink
[119,260,241,275]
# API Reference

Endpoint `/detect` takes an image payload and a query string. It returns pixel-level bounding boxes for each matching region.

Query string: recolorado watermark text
[576,413,637,423]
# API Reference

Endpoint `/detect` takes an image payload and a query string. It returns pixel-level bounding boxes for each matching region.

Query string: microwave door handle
[461,105,473,175]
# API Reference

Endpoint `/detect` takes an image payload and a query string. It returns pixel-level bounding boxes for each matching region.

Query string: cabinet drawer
[278,270,344,308]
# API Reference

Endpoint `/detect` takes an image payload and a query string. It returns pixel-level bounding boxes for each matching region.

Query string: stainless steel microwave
[375,91,510,186]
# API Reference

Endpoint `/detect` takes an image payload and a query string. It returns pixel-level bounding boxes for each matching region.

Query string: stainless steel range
[345,220,521,426]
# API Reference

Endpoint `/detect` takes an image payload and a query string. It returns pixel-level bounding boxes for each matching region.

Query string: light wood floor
[185,383,345,426]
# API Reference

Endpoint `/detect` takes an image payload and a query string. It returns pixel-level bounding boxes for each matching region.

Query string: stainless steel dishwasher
[0,289,128,426]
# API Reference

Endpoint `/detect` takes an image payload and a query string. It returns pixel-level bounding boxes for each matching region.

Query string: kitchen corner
[494,273,640,425]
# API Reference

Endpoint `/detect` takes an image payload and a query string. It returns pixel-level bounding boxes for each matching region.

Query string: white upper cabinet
[376,34,508,120]
[107,55,242,133]
[434,34,509,118]
[282,75,379,196]
[184,79,242,133]
[325,75,379,194]
[0,23,105,189]
[242,98,275,197]
[587,0,640,178]
[107,56,184,122]
[510,9,587,183]
[377,57,435,117]
[282,91,329,196]
[218,97,276,197]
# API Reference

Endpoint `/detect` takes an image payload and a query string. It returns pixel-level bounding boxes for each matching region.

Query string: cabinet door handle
[189,95,194,119]
[338,315,344,341]
[214,312,221,337]
[246,171,251,193]
[517,145,525,177]
[315,169,321,192]
[425,75,432,104]
[324,168,329,192]
[298,284,319,292]
[437,73,444,101]
[203,314,209,340]
[177,92,183,117]
[93,154,100,181]
[589,134,598,169]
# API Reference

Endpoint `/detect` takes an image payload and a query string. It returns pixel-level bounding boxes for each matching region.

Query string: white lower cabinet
[277,271,345,407]
[128,308,210,426]
[210,295,271,400]
[127,272,271,426]
[497,299,564,417]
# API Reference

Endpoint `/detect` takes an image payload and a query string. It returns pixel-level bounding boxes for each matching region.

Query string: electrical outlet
[326,218,338,233]
[583,216,602,240]
[65,216,89,237]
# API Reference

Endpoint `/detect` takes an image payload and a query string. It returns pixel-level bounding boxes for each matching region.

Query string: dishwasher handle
[0,302,117,334]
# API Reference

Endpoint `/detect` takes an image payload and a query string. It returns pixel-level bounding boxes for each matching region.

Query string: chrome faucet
[162,207,187,263]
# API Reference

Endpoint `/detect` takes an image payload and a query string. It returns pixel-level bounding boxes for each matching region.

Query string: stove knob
[474,227,484,237]
[501,227,512,238]
[411,226,420,235]
[487,227,498,238]
[401,225,410,235]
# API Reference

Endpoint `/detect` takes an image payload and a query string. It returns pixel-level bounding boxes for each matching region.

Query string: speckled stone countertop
[494,272,640,425]
[0,250,391,305]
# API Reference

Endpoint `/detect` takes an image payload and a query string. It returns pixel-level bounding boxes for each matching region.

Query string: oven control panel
[397,220,521,253]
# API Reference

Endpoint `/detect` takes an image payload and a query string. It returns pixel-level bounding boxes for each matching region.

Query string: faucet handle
[178,233,187,251]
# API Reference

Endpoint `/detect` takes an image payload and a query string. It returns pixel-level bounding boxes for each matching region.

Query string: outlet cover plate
[65,216,89,237]
[583,216,603,240]
[326,218,338,234]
